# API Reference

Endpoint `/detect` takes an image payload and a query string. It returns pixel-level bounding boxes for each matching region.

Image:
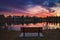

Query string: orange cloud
[0,11,55,18]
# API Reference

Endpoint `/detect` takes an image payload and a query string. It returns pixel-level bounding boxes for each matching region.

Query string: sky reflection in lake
[1,22,60,31]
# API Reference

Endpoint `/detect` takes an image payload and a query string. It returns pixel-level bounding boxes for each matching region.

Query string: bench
[20,27,43,37]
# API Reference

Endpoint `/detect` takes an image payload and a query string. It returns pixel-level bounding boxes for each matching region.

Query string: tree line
[0,15,60,24]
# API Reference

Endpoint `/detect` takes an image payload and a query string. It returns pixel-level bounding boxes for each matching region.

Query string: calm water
[0,22,60,31]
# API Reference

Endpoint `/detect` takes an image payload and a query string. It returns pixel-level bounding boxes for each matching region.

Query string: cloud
[26,5,49,14]
[0,0,60,14]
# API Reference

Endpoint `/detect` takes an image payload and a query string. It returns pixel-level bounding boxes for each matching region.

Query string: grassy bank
[0,29,60,40]
[0,31,20,40]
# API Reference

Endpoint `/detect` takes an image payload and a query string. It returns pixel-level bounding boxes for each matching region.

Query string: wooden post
[23,28,25,37]
[38,28,40,37]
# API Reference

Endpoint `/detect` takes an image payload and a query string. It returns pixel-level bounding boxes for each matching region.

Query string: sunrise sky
[0,0,60,17]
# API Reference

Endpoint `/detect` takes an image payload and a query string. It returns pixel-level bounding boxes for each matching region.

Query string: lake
[0,22,60,31]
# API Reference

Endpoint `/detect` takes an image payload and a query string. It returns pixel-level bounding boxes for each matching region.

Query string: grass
[0,30,20,40]
[0,29,60,40]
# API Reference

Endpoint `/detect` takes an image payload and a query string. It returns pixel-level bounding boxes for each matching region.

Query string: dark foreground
[0,29,60,40]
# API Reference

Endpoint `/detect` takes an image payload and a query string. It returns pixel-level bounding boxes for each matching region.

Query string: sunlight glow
[51,6,60,16]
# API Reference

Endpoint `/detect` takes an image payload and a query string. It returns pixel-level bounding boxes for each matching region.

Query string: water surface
[0,22,60,31]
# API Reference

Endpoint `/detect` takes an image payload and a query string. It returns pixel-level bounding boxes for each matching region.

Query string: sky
[0,0,60,17]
